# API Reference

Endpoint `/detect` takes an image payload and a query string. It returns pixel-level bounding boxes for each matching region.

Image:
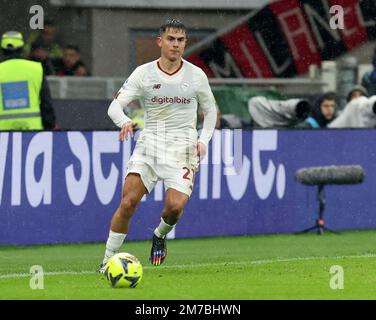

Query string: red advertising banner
[269,0,322,74]
[221,23,274,78]
[186,0,374,78]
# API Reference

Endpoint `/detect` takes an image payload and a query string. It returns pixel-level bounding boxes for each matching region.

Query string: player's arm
[196,70,218,159]
[107,69,143,141]
[108,99,134,141]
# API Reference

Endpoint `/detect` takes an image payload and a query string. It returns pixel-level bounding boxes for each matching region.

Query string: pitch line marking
[0,253,375,279]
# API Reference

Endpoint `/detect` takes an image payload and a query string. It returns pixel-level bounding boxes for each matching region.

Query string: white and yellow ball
[104,252,143,288]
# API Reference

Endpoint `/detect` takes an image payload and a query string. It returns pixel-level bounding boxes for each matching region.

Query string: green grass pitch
[1,230,376,300]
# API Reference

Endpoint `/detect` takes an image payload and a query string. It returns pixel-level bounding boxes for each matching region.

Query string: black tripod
[296,184,340,235]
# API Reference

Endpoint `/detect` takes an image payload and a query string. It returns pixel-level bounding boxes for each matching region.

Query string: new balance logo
[152,84,161,89]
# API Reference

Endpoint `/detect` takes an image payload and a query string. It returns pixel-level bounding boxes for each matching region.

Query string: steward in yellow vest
[0,31,56,130]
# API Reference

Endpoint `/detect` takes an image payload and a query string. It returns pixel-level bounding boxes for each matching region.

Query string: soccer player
[98,19,217,270]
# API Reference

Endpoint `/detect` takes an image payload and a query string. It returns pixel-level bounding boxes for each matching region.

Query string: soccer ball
[104,252,143,288]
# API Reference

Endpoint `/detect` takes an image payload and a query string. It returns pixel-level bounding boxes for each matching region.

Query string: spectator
[346,85,368,103]
[361,47,376,96]
[0,31,57,130]
[299,92,337,128]
[248,96,311,128]
[25,19,64,60]
[328,96,376,128]
[54,45,89,76]
[28,40,56,75]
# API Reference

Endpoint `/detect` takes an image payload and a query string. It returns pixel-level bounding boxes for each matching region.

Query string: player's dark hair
[159,19,186,35]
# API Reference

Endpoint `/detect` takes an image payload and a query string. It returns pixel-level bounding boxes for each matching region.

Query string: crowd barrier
[0,129,375,245]
[50,86,284,130]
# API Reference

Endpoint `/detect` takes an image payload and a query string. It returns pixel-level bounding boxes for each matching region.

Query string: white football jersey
[111,59,217,148]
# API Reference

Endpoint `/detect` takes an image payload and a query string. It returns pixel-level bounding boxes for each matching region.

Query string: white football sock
[154,218,175,239]
[103,230,127,264]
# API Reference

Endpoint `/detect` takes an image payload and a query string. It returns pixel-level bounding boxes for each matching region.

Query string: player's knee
[164,200,184,217]
[119,196,138,217]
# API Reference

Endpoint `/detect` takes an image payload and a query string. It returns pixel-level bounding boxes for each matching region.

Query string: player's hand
[197,142,207,161]
[119,121,134,141]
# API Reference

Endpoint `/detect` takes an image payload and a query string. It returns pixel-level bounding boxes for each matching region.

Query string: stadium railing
[46,76,328,101]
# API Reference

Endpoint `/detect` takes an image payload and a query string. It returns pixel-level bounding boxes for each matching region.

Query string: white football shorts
[126,134,199,197]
